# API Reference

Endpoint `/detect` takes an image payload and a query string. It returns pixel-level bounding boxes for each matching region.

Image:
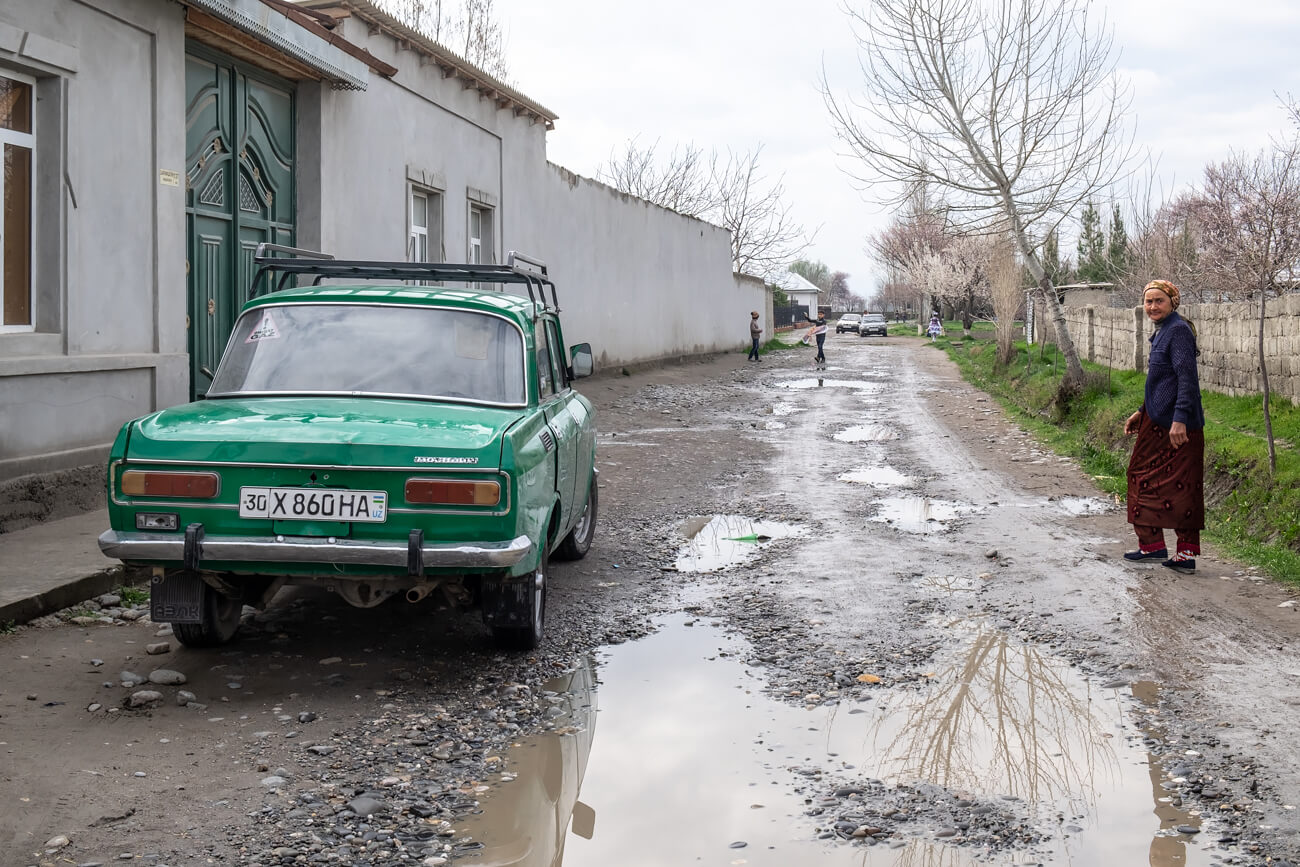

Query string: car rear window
[209,303,527,405]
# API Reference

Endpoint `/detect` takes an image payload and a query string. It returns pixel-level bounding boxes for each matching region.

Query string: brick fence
[1046,294,1300,404]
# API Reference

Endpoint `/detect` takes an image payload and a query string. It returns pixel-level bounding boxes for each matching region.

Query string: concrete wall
[1058,295,1300,403]
[526,166,755,366]
[314,17,762,370]
[0,0,189,481]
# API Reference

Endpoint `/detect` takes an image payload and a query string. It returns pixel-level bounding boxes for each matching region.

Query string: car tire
[555,472,598,561]
[173,580,243,648]
[492,550,547,651]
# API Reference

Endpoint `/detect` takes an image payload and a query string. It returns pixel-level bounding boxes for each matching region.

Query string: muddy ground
[1,333,1298,867]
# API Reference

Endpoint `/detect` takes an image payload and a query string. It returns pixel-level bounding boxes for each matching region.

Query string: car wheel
[492,550,547,651]
[555,472,598,560]
[173,579,243,648]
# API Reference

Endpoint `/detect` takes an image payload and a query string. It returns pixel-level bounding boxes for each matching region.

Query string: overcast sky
[493,0,1300,299]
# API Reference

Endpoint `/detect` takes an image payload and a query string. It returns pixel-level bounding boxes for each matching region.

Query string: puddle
[869,497,983,533]
[837,466,914,488]
[764,420,787,430]
[461,616,1216,867]
[780,378,884,392]
[834,424,897,442]
[1052,496,1117,516]
[771,402,803,416]
[454,663,598,866]
[673,515,804,573]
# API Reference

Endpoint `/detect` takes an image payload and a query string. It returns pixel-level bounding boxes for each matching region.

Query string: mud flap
[150,570,205,624]
[480,576,537,628]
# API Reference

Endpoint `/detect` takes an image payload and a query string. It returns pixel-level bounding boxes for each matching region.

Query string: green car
[99,247,597,650]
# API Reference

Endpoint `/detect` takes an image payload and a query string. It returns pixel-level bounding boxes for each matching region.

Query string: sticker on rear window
[246,310,281,343]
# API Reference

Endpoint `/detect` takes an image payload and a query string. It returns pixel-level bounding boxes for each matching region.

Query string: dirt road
[2,333,1298,867]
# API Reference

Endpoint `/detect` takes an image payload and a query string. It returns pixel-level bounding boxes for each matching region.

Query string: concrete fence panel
[1057,299,1300,403]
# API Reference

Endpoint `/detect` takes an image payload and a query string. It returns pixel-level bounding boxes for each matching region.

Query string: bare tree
[454,0,508,81]
[377,0,508,80]
[829,271,853,310]
[824,0,1134,388]
[1189,142,1300,473]
[989,235,1023,366]
[597,139,717,217]
[599,142,811,280]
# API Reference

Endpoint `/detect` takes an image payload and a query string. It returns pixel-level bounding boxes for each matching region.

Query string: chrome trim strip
[98,530,532,569]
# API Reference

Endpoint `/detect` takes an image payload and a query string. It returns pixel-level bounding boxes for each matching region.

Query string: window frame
[408,183,444,266]
[468,202,494,265]
[0,68,36,334]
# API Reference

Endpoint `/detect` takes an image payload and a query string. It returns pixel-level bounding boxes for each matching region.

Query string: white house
[784,273,824,321]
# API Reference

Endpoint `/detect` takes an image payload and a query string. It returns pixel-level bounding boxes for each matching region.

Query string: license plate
[239,487,388,523]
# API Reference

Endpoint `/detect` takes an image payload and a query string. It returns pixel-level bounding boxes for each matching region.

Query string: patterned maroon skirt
[1126,411,1205,531]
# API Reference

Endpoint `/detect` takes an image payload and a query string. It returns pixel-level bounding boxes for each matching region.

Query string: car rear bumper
[99,529,532,570]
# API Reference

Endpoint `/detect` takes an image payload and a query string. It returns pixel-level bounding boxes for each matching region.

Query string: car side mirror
[570,343,594,378]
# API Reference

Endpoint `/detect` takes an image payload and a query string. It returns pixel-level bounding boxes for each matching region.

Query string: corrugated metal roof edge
[300,0,557,124]
[187,0,371,89]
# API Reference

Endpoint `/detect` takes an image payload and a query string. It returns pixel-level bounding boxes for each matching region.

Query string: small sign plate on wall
[159,169,180,187]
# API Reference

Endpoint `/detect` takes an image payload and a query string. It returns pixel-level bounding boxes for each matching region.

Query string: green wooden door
[185,49,295,399]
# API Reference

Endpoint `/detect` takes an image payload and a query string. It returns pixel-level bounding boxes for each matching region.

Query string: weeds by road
[924,329,1300,584]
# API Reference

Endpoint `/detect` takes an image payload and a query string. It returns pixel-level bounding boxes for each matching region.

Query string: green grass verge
[923,331,1300,585]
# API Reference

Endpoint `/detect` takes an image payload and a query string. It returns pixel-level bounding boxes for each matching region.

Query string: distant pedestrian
[748,311,763,362]
[927,312,943,341]
[805,313,828,364]
[1122,279,1205,574]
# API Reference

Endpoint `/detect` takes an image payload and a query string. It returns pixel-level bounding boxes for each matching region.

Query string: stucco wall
[0,0,189,481]
[1059,295,1300,403]
[312,19,761,370]
[523,165,757,366]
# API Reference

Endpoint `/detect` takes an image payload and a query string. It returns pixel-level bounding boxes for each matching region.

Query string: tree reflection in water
[865,618,1121,813]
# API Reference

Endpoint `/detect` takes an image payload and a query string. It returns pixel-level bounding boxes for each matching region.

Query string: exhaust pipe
[406,585,432,603]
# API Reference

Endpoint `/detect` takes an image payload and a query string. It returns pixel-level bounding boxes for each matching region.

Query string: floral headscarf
[1144,279,1180,310]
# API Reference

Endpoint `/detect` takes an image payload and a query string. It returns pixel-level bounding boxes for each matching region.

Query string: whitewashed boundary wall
[531,165,768,369]
[1057,296,1300,403]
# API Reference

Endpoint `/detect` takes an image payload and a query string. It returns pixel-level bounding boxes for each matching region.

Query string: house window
[469,203,494,265]
[409,185,443,264]
[1,71,34,332]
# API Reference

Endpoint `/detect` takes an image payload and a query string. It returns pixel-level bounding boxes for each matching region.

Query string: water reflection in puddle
[838,466,914,488]
[674,515,805,573]
[461,617,1215,867]
[869,497,983,533]
[835,424,898,443]
[771,402,803,416]
[781,378,885,391]
[764,420,787,430]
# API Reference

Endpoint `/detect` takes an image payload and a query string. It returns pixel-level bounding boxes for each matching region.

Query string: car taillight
[405,478,501,506]
[121,470,220,499]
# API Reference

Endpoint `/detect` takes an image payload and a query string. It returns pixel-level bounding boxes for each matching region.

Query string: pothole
[674,515,805,573]
[869,497,983,533]
[837,466,914,487]
[834,424,898,443]
[457,616,1217,867]
[1052,496,1117,516]
[779,378,884,392]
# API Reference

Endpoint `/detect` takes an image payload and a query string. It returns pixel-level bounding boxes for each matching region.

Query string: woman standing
[1123,280,1205,573]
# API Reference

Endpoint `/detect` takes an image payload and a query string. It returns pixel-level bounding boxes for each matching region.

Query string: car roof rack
[250,244,559,313]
